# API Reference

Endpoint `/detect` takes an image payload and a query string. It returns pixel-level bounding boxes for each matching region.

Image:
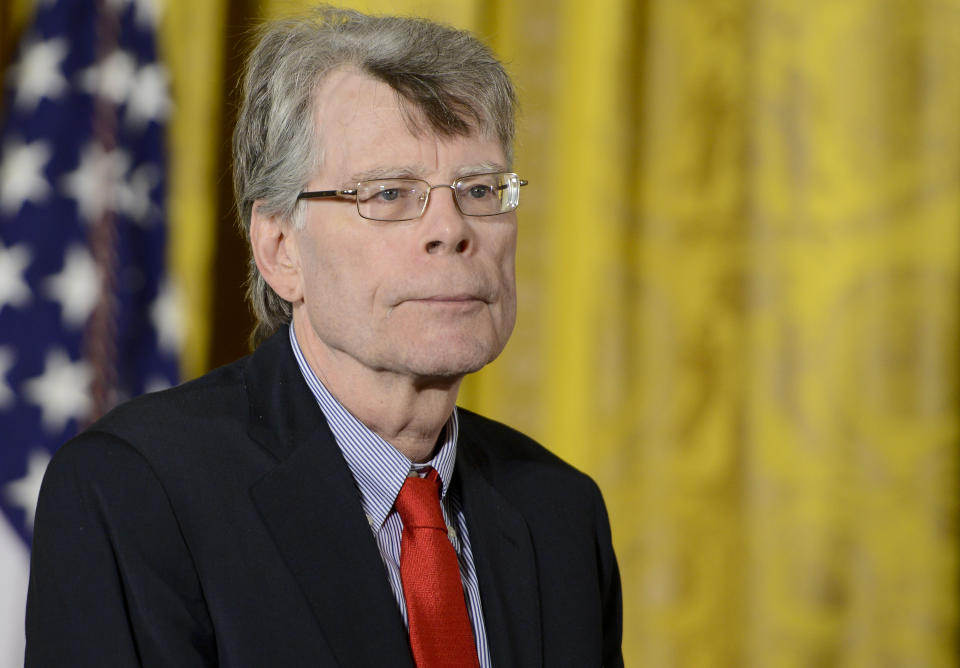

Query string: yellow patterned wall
[163,1,960,665]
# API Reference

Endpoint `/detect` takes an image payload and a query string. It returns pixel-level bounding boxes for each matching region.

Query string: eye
[378,188,401,201]
[468,184,493,199]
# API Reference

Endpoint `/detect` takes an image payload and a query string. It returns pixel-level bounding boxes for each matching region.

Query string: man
[26,7,623,667]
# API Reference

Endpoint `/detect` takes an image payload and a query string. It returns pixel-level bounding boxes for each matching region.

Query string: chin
[407,354,493,380]
[398,336,504,381]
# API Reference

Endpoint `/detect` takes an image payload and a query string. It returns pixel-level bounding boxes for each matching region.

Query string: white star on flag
[61,142,131,224]
[0,346,14,409]
[78,50,137,105]
[0,241,33,312]
[79,52,170,128]
[126,63,171,127]
[0,139,52,215]
[23,348,93,434]
[12,38,69,111]
[118,164,161,226]
[3,449,51,531]
[43,245,101,329]
[106,0,165,29]
[151,279,184,355]
[134,0,165,28]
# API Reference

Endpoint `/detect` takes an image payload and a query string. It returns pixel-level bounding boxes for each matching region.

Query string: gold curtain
[163,0,960,665]
[160,0,229,376]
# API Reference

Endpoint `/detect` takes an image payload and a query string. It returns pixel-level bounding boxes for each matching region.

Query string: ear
[249,202,304,304]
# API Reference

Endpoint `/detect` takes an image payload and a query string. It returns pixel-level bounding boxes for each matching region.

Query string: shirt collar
[288,323,459,532]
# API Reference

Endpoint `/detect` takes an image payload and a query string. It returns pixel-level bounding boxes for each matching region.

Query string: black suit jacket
[25,329,623,667]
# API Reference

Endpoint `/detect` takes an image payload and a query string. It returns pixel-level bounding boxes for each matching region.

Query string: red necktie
[395,468,480,668]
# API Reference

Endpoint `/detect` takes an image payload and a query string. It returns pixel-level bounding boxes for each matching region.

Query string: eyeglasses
[296,171,528,222]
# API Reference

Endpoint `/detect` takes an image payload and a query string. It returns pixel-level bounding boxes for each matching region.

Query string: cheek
[496,229,518,288]
[296,230,346,308]
[299,230,388,314]
[486,230,518,335]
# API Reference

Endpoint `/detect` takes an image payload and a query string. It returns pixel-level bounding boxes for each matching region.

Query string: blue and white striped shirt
[289,324,491,666]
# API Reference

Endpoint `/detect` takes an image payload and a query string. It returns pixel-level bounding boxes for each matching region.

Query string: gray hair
[232,6,518,347]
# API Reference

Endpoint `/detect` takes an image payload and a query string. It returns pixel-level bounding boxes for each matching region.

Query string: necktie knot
[395,468,446,531]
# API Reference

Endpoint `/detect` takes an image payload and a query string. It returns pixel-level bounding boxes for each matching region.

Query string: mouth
[416,294,486,303]
[397,285,495,303]
[405,295,488,308]
[397,293,494,312]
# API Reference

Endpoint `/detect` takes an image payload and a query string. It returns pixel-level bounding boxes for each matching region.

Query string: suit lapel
[458,435,543,668]
[244,330,414,668]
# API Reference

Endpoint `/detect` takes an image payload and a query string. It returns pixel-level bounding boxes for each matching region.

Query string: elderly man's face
[290,69,517,383]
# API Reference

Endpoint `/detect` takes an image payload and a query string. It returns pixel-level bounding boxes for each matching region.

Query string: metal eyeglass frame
[296,171,528,222]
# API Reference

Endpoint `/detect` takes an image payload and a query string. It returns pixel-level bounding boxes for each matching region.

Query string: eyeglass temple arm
[493,179,529,192]
[297,189,358,201]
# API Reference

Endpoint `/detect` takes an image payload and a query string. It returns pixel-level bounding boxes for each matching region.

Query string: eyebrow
[455,161,508,178]
[348,165,422,182]
[347,161,509,183]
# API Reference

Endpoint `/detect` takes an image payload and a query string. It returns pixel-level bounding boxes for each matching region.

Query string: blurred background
[1,0,958,665]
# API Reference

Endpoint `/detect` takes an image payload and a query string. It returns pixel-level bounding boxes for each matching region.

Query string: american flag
[0,1,179,663]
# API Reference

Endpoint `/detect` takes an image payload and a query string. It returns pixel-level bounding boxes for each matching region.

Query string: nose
[421,185,472,255]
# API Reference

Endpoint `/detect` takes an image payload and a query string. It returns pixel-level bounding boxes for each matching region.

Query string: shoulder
[49,355,261,490]
[37,347,291,551]
[456,407,604,506]
[457,407,567,465]
[89,326,294,444]
[97,356,249,435]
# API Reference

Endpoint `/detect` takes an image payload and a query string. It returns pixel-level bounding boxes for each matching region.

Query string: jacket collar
[243,328,415,667]
[458,421,544,668]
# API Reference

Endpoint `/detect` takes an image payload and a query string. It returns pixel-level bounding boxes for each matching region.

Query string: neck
[293,316,462,463]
